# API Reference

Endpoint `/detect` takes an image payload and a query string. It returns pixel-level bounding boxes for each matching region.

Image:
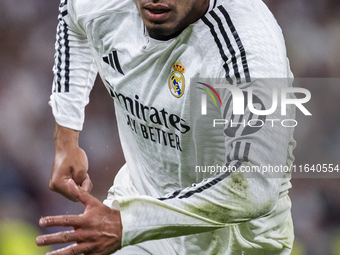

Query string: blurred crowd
[0,0,339,254]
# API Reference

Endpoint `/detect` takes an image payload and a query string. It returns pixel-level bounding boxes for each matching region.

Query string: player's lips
[143,3,172,23]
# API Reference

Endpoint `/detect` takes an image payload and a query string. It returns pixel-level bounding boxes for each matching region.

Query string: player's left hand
[36,179,122,255]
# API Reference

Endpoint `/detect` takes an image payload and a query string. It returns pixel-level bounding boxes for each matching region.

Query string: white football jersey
[50,0,296,253]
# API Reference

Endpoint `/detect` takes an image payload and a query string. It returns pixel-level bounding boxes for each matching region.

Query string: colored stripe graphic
[197,87,216,105]
[197,82,222,106]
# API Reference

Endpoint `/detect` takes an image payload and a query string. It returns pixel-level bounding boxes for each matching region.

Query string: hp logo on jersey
[168,61,185,98]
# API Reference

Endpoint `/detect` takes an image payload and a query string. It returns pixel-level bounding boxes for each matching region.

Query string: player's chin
[146,23,181,40]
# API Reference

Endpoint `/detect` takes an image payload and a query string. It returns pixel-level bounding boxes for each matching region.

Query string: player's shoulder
[196,0,283,46]
[195,0,289,79]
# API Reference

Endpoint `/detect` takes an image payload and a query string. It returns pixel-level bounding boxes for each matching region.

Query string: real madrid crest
[168,61,185,98]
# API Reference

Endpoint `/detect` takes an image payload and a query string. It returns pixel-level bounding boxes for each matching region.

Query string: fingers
[81,174,93,193]
[49,177,80,202]
[36,230,79,246]
[67,179,101,209]
[40,182,101,228]
[72,148,89,185]
[42,242,94,255]
[37,190,123,255]
[50,175,92,203]
[50,144,89,202]
[39,215,83,228]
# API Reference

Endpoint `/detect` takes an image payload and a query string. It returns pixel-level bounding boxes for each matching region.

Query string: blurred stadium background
[0,0,339,254]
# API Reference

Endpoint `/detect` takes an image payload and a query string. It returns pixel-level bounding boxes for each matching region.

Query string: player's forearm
[50,123,91,200]
[112,162,284,247]
[54,123,80,150]
[111,196,225,247]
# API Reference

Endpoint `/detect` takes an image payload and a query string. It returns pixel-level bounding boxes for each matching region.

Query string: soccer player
[36,0,296,254]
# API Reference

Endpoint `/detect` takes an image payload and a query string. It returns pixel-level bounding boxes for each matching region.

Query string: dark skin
[36,180,122,255]
[49,124,92,202]
[135,0,209,40]
[37,0,209,254]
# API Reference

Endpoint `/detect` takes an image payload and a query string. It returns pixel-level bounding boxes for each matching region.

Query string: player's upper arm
[50,0,98,131]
